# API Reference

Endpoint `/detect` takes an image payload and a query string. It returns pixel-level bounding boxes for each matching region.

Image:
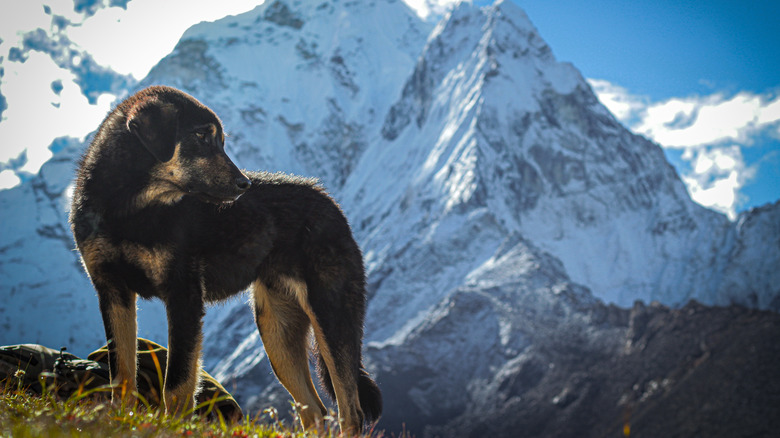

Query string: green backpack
[0,338,242,422]
[0,343,102,396]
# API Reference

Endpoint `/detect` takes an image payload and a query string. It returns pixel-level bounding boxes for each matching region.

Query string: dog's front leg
[163,284,205,416]
[97,290,138,407]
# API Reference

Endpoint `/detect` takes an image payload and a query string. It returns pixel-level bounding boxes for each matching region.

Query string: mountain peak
[486,0,538,36]
[262,0,305,29]
[381,0,582,142]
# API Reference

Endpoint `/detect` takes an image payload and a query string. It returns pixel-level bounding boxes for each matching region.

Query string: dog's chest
[79,233,176,295]
[119,241,174,287]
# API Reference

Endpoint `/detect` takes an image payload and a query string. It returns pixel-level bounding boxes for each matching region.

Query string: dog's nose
[235,175,251,192]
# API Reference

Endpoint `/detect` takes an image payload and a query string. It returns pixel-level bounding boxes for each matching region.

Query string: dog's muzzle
[221,174,251,204]
[187,173,251,205]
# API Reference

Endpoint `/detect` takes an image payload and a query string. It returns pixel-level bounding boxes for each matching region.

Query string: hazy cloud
[587,79,646,122]
[0,169,21,188]
[403,0,461,21]
[681,146,756,220]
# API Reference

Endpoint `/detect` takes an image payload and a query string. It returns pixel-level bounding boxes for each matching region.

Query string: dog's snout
[235,175,251,192]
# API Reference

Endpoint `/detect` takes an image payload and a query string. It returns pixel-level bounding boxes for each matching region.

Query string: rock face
[1,1,778,436]
[426,300,780,438]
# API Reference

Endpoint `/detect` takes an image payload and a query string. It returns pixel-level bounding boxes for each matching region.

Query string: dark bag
[0,338,242,422]
[0,343,107,395]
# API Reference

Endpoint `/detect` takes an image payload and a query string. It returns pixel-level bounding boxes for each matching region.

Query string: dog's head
[125,86,251,206]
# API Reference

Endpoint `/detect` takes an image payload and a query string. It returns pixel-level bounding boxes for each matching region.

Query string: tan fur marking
[79,237,138,405]
[252,280,327,432]
[278,276,309,311]
[193,157,212,173]
[120,242,173,287]
[131,145,187,211]
[132,181,186,210]
[107,299,138,405]
[194,154,231,187]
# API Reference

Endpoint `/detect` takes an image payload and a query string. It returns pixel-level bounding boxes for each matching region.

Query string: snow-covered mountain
[1,0,778,435]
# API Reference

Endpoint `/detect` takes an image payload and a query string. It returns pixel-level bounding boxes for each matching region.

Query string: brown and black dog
[69,86,381,435]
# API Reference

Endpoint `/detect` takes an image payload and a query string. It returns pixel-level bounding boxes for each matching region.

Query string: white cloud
[403,0,462,21]
[65,0,263,79]
[590,78,778,219]
[635,92,780,148]
[589,79,780,149]
[0,51,116,176]
[0,1,78,47]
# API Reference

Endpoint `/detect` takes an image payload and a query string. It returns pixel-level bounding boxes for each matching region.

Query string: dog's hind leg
[251,280,327,432]
[302,277,380,436]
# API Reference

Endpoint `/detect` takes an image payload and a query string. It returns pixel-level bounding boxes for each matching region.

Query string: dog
[69,85,381,435]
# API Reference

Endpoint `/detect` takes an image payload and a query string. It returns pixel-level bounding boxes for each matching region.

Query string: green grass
[0,379,350,438]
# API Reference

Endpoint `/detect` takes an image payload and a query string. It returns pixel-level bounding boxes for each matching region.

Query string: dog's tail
[317,353,383,426]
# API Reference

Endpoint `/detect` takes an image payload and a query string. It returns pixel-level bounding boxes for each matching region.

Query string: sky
[0,0,778,220]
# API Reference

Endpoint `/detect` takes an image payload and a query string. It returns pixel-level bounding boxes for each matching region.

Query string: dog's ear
[127,102,178,162]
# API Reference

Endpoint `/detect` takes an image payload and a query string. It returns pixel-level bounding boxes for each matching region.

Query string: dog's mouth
[180,176,250,207]
[191,190,244,206]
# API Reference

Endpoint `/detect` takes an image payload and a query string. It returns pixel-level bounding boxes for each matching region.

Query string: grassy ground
[0,381,355,438]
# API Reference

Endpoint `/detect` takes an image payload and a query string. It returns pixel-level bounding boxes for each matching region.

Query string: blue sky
[516,0,779,98]
[0,0,778,219]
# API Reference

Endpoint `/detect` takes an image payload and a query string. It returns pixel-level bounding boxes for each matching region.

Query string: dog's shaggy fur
[69,86,381,434]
